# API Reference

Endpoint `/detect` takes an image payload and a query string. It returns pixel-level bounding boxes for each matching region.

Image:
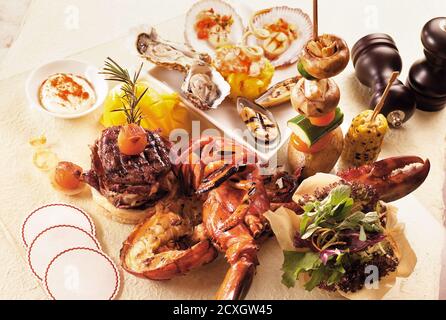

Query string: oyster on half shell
[134,26,230,110]
[136,26,211,72]
[182,63,230,111]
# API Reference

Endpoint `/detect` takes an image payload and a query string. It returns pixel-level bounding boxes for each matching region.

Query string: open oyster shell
[185,0,244,56]
[182,63,230,111]
[134,26,229,111]
[246,6,313,68]
[135,26,211,72]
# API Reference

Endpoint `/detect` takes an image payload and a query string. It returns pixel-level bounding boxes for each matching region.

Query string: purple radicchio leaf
[341,231,386,253]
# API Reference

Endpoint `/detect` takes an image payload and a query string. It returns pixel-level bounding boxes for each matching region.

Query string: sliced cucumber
[297,60,316,80]
[287,108,344,146]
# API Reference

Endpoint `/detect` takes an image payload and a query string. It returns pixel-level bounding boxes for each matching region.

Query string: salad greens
[282,184,385,291]
[282,251,346,290]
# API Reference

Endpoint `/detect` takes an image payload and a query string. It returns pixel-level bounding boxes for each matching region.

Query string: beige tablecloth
[0,0,445,300]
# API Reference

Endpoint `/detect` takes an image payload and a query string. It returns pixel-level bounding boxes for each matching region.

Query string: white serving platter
[148,65,297,162]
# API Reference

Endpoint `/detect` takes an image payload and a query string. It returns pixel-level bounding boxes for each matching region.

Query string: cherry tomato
[55,162,83,190]
[290,133,331,154]
[118,123,148,156]
[308,111,336,127]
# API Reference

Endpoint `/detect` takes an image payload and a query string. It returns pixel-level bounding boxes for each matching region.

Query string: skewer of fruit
[287,0,349,178]
[341,72,398,167]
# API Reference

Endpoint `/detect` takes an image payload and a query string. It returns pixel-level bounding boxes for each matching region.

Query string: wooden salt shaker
[352,34,416,127]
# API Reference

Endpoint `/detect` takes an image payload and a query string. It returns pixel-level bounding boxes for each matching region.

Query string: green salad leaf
[299,185,355,240]
[282,251,321,288]
[299,185,383,242]
[282,251,346,290]
[280,184,387,291]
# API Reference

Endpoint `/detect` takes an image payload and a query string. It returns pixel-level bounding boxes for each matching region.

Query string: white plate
[28,225,100,281]
[22,204,95,247]
[45,248,120,300]
[25,59,108,119]
[148,65,297,162]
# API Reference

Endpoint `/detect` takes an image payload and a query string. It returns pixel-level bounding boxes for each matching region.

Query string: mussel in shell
[255,76,301,108]
[237,97,280,146]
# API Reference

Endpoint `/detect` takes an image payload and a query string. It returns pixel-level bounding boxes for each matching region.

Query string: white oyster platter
[148,63,296,162]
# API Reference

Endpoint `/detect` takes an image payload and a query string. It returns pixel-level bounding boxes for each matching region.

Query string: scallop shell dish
[246,6,313,68]
[185,0,245,56]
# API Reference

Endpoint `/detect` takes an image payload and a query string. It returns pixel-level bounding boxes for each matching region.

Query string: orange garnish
[290,133,331,154]
[54,162,83,190]
[308,111,336,127]
[117,124,148,156]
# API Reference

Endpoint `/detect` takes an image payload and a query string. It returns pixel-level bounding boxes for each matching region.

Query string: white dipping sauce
[39,73,96,114]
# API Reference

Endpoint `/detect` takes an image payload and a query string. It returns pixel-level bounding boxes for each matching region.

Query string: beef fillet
[83,126,172,209]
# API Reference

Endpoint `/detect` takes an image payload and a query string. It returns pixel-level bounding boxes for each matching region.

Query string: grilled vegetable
[341,110,389,166]
[288,127,344,178]
[299,34,350,80]
[291,77,340,118]
[287,107,343,146]
[297,61,316,80]
[290,132,331,154]
[308,111,336,127]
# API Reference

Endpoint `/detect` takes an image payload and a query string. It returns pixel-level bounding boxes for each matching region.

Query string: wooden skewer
[371,71,399,121]
[313,0,318,40]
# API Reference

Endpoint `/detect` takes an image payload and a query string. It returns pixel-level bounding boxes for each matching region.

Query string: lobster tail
[215,257,256,300]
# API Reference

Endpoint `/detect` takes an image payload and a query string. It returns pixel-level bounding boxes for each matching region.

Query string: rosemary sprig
[100,57,148,125]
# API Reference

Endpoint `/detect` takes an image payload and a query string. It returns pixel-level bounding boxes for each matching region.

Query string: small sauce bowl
[26,59,108,119]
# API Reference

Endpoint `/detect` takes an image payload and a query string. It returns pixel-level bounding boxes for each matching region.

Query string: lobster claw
[338,156,430,202]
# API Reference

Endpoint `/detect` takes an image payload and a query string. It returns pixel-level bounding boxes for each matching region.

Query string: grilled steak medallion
[83,127,172,209]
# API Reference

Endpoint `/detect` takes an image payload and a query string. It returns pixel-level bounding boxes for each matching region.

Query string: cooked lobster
[120,136,430,300]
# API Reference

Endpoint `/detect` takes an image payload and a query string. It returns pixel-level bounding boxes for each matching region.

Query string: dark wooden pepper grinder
[352,34,416,128]
[407,17,446,111]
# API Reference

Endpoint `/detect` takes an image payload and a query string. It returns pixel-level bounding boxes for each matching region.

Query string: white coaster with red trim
[27,225,100,281]
[22,204,95,247]
[44,248,120,300]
